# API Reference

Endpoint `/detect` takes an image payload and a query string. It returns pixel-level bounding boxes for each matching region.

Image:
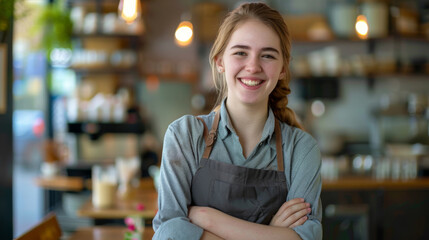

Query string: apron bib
[191,111,288,224]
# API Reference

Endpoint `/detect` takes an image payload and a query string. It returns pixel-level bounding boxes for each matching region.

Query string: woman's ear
[279,67,286,79]
[215,56,224,73]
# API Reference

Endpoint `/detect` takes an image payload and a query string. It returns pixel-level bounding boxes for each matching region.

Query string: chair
[14,213,62,240]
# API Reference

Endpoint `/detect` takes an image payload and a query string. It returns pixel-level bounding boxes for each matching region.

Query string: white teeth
[241,79,261,86]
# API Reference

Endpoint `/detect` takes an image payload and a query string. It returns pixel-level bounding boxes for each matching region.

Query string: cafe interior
[1,0,429,239]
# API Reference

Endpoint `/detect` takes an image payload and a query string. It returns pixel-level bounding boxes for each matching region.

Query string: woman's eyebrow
[230,45,279,54]
[230,44,250,50]
[261,47,280,54]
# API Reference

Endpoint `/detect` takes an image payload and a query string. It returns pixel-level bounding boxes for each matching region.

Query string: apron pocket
[208,179,284,223]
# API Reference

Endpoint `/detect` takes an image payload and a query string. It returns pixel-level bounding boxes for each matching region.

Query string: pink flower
[136,203,145,211]
[127,224,136,232]
[125,217,134,226]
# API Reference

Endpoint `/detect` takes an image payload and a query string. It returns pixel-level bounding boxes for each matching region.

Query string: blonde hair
[209,3,303,130]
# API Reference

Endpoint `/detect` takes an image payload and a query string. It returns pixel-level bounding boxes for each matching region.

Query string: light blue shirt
[153,100,323,240]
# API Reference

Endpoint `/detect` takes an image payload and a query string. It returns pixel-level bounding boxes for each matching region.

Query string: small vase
[124,231,142,240]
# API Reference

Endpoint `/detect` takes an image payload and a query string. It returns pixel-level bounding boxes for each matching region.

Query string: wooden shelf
[294,72,429,80]
[72,33,142,39]
[143,73,198,83]
[70,66,140,75]
[292,35,429,44]
[67,122,145,135]
[322,176,429,191]
[372,108,428,119]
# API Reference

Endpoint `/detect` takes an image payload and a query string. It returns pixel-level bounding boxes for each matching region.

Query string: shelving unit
[65,0,145,127]
[291,35,429,98]
[57,0,148,165]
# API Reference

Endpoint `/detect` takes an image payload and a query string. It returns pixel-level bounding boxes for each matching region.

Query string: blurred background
[1,0,429,239]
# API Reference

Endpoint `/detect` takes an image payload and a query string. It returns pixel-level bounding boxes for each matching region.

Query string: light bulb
[311,100,325,117]
[355,15,369,39]
[175,21,193,47]
[118,0,141,24]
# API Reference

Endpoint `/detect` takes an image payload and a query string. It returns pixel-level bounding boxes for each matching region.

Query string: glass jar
[92,165,117,209]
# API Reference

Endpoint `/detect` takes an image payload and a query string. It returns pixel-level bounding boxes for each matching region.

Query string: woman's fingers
[287,207,311,227]
[289,215,308,228]
[270,198,311,227]
[279,204,310,227]
[276,198,304,214]
[278,202,310,220]
[277,202,309,222]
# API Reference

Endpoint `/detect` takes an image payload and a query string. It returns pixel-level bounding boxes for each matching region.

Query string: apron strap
[197,111,220,159]
[275,119,284,172]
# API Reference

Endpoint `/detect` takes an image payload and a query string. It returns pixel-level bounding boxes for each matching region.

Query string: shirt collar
[218,98,276,144]
[218,99,231,140]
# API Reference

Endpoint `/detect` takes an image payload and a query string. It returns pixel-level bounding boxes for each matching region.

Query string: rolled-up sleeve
[287,134,323,240]
[153,218,203,239]
[152,117,204,240]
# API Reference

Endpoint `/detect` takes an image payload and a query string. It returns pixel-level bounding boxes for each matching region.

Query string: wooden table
[77,183,158,219]
[34,176,85,191]
[35,176,158,219]
[35,176,155,192]
[68,226,154,240]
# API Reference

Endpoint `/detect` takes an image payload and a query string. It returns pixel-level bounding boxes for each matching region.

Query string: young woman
[153,3,322,240]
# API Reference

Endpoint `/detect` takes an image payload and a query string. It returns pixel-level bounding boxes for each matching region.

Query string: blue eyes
[233,52,276,59]
[262,55,275,59]
[234,52,246,56]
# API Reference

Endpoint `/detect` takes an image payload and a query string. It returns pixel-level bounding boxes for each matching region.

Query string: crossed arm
[188,198,311,240]
[153,119,322,240]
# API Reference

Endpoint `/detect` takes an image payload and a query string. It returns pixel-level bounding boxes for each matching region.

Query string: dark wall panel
[0,13,14,240]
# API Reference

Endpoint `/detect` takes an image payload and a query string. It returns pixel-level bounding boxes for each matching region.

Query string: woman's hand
[270,198,311,228]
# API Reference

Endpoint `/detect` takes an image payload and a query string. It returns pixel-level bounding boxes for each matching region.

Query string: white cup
[361,2,389,38]
[330,3,358,38]
[83,13,98,34]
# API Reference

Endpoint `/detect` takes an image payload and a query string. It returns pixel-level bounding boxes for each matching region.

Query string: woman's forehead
[226,19,281,51]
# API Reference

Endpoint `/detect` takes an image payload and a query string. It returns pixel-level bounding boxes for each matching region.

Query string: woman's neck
[227,101,268,127]
[225,99,269,158]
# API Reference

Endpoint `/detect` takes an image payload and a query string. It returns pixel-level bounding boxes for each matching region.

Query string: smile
[239,78,263,87]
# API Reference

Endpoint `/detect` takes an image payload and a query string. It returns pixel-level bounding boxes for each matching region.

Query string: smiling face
[215,19,285,109]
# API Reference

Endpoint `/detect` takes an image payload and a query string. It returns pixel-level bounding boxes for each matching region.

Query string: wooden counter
[68,226,154,240]
[322,176,429,191]
[321,177,429,239]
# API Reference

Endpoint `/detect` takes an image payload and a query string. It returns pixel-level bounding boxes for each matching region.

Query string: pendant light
[118,0,141,24]
[355,14,369,39]
[175,13,193,47]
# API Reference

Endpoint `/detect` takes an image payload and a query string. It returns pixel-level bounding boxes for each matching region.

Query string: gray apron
[191,111,288,224]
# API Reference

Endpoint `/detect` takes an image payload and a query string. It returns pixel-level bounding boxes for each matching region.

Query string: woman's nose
[245,56,262,73]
